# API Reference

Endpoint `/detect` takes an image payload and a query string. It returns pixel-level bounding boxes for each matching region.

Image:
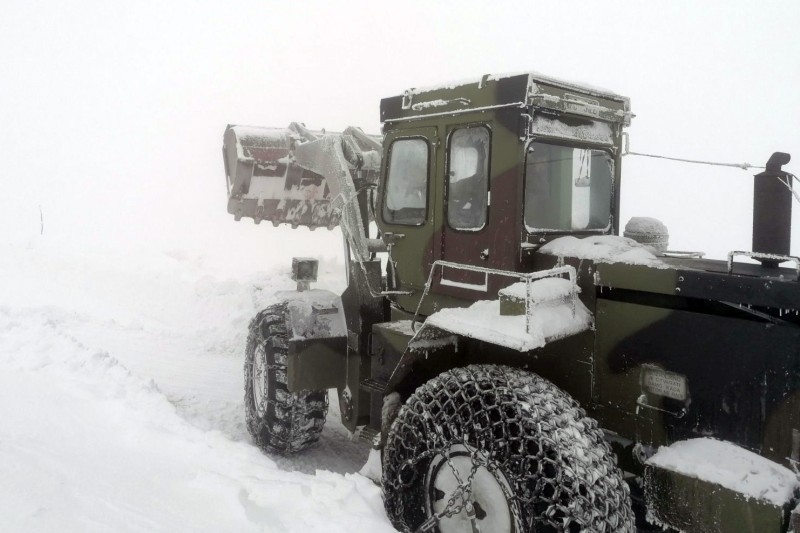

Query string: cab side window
[383,138,429,226]
[447,126,490,230]
[524,142,613,232]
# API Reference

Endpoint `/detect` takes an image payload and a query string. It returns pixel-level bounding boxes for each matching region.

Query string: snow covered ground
[0,239,395,532]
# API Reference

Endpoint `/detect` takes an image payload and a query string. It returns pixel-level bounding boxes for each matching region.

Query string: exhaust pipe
[753,152,792,267]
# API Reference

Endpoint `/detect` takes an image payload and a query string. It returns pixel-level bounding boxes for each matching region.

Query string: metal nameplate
[642,367,688,401]
[564,93,600,117]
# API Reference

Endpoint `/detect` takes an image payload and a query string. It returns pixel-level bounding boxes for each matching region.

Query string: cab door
[434,121,520,301]
[377,127,438,310]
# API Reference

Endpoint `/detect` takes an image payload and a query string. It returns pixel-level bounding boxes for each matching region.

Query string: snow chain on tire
[244,303,328,454]
[383,365,635,533]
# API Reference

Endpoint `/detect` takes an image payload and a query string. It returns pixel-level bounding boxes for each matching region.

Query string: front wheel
[244,303,328,454]
[382,365,635,532]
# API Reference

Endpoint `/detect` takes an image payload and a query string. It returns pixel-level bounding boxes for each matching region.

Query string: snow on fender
[274,289,347,341]
[644,438,800,532]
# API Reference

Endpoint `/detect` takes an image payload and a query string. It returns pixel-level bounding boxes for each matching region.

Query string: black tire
[383,365,635,533]
[244,303,328,454]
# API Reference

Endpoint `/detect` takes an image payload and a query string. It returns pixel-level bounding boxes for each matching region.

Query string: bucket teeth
[223,124,380,230]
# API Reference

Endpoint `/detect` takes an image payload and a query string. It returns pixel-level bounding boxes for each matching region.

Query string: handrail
[411,260,578,333]
[727,251,800,281]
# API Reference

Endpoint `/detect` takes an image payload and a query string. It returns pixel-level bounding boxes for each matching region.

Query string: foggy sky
[1,0,798,263]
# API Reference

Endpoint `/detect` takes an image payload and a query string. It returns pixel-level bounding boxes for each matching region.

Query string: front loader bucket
[223,125,340,228]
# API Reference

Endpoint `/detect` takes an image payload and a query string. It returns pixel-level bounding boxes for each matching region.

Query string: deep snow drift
[0,240,394,532]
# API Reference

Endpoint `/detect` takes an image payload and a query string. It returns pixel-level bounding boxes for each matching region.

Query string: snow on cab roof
[404,71,628,102]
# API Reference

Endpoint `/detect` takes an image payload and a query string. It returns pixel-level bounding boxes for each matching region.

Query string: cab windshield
[524,141,614,232]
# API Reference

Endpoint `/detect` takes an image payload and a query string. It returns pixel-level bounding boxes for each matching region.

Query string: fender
[272,289,347,392]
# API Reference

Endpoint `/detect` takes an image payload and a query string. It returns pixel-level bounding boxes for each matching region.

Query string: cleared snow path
[0,242,389,532]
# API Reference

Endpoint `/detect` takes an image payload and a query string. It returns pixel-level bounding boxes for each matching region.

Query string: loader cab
[377,72,631,315]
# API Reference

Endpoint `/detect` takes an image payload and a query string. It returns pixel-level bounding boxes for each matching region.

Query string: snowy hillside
[0,240,395,532]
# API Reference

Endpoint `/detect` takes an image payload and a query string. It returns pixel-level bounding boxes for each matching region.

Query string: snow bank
[647,438,800,506]
[0,242,390,532]
[0,309,393,532]
[540,235,669,267]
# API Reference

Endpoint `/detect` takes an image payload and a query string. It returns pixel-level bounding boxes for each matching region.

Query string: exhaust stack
[753,152,793,267]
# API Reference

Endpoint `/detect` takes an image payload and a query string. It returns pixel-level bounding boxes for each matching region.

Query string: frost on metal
[623,217,670,254]
[410,99,450,111]
[530,115,615,145]
[500,277,580,302]
[274,289,347,341]
[414,263,587,351]
[425,291,592,352]
[377,320,416,337]
[647,438,800,506]
[540,235,670,268]
[405,71,624,101]
[624,217,669,237]
[223,123,380,237]
[382,365,636,531]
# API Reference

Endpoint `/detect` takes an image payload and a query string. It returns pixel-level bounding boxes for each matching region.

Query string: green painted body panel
[595,263,679,295]
[380,125,438,302]
[371,322,416,368]
[367,321,416,436]
[594,279,800,468]
[594,298,672,443]
[524,331,595,408]
[644,463,790,532]
[288,337,347,392]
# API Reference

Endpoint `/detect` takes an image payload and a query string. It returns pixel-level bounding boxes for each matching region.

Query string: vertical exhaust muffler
[753,152,793,267]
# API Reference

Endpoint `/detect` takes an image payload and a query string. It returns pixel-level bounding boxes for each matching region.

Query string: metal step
[360,378,388,394]
[359,425,381,447]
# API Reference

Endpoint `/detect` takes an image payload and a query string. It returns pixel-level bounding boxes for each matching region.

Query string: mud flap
[274,289,348,393]
[287,337,346,392]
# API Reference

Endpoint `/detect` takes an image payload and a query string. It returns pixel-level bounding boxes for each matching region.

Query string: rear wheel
[244,303,328,454]
[382,365,635,532]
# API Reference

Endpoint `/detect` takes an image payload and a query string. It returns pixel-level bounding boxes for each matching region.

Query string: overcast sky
[1,0,798,262]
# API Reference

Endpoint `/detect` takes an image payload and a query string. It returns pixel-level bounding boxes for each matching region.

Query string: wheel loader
[221,72,800,532]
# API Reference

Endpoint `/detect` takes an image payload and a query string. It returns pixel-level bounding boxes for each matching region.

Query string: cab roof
[380,71,632,126]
